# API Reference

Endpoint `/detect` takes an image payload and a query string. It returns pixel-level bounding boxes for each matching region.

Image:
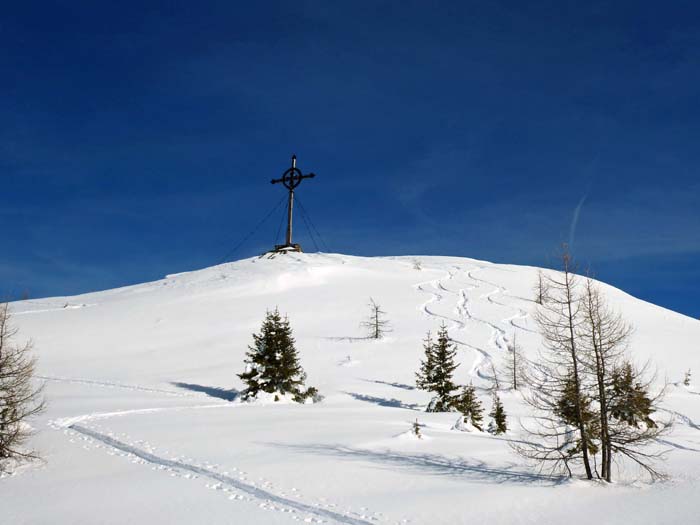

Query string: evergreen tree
[238,309,317,403]
[416,325,459,412]
[415,331,436,391]
[488,392,507,435]
[412,419,423,439]
[555,373,600,456]
[683,369,692,387]
[454,384,484,430]
[608,362,656,428]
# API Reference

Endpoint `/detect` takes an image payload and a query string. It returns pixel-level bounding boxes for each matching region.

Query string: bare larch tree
[534,269,550,305]
[514,248,594,479]
[580,279,669,481]
[361,298,391,339]
[502,329,526,390]
[0,303,45,473]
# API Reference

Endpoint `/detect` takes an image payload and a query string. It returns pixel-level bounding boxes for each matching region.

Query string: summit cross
[270,155,316,253]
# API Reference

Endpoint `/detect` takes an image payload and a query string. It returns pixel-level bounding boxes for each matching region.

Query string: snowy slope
[3,253,700,524]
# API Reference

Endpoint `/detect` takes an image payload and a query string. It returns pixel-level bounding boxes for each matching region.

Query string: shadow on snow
[362,379,416,391]
[344,391,421,410]
[170,382,239,401]
[270,442,564,486]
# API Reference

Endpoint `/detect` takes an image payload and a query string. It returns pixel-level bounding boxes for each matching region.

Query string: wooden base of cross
[272,243,303,253]
[267,155,316,255]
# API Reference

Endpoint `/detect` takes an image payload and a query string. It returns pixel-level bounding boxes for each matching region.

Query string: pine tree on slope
[489,392,507,435]
[454,383,484,430]
[608,362,656,429]
[555,373,600,458]
[415,331,436,391]
[238,309,317,403]
[416,324,459,412]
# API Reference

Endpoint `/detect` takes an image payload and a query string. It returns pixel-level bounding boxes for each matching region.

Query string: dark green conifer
[238,309,317,403]
[608,362,656,428]
[454,383,484,430]
[556,373,599,455]
[416,325,459,412]
[416,332,436,390]
[488,392,507,435]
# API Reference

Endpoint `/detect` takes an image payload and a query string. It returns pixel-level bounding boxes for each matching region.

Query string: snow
[3,252,700,524]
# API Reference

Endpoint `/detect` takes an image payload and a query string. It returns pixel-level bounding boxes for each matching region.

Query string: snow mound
[4,252,700,525]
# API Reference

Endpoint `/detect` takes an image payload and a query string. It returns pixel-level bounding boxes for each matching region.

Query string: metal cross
[271,155,316,251]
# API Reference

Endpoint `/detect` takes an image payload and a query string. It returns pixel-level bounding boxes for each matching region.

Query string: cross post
[270,154,316,253]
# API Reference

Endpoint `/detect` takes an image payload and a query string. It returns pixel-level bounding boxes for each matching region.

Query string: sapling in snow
[361,298,391,339]
[488,392,507,435]
[412,419,423,439]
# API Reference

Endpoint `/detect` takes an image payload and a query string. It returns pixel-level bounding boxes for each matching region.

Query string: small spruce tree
[488,392,507,435]
[683,369,692,387]
[412,418,423,439]
[454,383,484,430]
[238,309,317,403]
[416,325,459,412]
[415,331,436,391]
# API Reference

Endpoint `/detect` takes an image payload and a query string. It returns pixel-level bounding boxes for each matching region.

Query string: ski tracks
[38,375,194,397]
[416,265,532,381]
[48,379,385,524]
[67,424,377,525]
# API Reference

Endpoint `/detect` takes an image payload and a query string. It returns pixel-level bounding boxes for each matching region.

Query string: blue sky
[2,1,699,318]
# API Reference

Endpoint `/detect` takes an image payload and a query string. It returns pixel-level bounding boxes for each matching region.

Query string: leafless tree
[0,303,45,473]
[513,247,594,479]
[578,278,626,481]
[502,329,526,390]
[534,269,550,305]
[579,279,669,481]
[361,298,391,339]
[488,360,501,392]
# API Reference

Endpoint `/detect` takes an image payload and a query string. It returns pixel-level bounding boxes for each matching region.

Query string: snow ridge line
[69,424,375,525]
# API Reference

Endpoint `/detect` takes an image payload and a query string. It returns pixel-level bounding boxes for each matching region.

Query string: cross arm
[270,173,316,184]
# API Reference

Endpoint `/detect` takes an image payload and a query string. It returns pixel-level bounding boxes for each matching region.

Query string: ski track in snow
[49,403,231,429]
[661,408,700,432]
[416,264,531,380]
[46,376,384,524]
[66,422,378,525]
[38,375,194,397]
[12,303,96,315]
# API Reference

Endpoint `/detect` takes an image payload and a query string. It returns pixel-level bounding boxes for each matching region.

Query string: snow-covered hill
[3,253,700,524]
